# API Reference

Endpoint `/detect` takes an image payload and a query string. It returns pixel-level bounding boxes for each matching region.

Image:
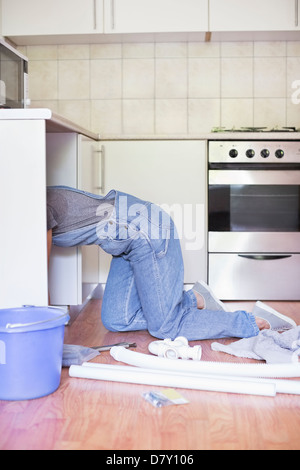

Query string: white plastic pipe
[80,361,300,396]
[69,363,276,397]
[110,346,300,378]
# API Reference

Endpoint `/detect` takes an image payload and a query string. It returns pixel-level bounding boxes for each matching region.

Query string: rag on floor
[211,326,300,364]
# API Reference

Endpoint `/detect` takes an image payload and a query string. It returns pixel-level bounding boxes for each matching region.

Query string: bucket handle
[5,307,69,330]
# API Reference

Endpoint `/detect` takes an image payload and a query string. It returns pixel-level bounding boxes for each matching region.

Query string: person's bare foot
[255,317,270,330]
[194,291,271,331]
[193,291,205,309]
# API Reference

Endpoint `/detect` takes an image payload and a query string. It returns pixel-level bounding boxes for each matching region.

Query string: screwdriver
[91,341,137,352]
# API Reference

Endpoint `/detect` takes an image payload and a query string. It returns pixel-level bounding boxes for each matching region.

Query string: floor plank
[1,299,300,450]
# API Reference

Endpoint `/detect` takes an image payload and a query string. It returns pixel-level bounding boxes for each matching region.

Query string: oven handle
[209,163,300,170]
[209,169,300,185]
[238,255,292,261]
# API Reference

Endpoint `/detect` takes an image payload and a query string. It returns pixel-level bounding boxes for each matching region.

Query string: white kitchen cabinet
[0,109,99,309]
[210,0,300,32]
[2,0,103,37]
[104,0,208,34]
[0,119,48,309]
[96,140,208,285]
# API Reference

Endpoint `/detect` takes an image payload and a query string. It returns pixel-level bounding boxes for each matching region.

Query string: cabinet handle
[93,145,105,194]
[296,0,299,27]
[93,0,97,30]
[238,255,292,261]
[111,0,115,30]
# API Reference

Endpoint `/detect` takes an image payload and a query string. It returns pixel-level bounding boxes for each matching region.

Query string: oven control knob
[275,149,284,159]
[229,149,238,158]
[246,149,255,158]
[260,149,270,158]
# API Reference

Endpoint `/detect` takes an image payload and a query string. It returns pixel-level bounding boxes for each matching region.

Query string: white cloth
[211,327,300,364]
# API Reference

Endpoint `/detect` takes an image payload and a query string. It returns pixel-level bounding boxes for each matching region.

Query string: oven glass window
[209,185,300,232]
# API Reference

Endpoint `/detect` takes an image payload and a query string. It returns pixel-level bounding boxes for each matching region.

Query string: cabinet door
[2,0,103,36]
[46,133,82,306]
[104,0,208,33]
[99,141,207,284]
[78,136,101,286]
[0,120,48,308]
[210,0,300,31]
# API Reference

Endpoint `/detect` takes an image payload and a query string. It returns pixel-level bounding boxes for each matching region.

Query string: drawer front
[209,253,300,301]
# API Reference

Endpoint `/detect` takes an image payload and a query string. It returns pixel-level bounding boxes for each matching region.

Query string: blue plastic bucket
[0,306,70,401]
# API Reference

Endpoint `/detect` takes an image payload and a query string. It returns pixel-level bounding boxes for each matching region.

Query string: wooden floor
[1,297,300,450]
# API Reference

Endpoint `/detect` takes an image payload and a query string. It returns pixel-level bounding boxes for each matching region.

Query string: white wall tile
[287,57,300,98]
[254,41,286,57]
[58,44,90,60]
[155,42,187,58]
[221,42,253,58]
[221,99,254,129]
[90,60,122,99]
[58,60,90,100]
[189,42,220,58]
[287,100,300,128]
[156,99,187,134]
[189,58,220,98]
[254,98,286,128]
[58,100,91,129]
[221,58,253,98]
[90,44,122,59]
[254,58,286,98]
[91,100,122,135]
[123,99,155,134]
[287,42,300,56]
[27,45,58,60]
[29,60,58,100]
[28,40,300,135]
[123,43,154,58]
[123,59,155,99]
[156,58,188,99]
[189,99,220,133]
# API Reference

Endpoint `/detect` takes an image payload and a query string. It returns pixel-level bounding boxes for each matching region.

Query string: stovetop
[211,126,300,133]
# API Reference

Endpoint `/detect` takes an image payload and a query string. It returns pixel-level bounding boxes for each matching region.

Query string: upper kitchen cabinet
[210,0,300,32]
[104,0,208,34]
[1,0,103,42]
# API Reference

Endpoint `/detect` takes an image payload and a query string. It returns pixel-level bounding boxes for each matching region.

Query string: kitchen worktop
[100,132,300,141]
[0,108,100,141]
[1,109,299,142]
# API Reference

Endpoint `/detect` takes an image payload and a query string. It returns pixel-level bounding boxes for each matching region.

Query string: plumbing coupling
[148,336,202,361]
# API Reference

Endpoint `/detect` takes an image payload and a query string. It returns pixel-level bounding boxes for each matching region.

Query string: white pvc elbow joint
[148,336,202,361]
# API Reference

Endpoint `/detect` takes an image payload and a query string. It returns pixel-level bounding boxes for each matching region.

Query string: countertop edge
[49,111,100,141]
[1,110,299,141]
[99,132,300,141]
[0,108,100,141]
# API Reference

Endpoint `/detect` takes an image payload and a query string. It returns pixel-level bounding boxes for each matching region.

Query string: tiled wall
[21,40,300,135]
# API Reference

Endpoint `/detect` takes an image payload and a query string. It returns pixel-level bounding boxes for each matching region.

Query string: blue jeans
[52,186,259,340]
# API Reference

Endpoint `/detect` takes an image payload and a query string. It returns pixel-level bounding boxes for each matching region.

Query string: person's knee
[101,306,132,332]
[101,308,119,332]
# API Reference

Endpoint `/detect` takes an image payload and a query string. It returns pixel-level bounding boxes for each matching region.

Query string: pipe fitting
[148,336,202,361]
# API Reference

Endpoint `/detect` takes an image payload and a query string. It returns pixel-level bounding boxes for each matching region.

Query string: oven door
[209,169,300,253]
[208,168,300,300]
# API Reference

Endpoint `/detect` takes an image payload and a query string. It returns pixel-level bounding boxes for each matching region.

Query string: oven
[208,140,300,300]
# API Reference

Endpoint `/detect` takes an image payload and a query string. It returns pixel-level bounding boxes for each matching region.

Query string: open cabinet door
[46,133,82,306]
